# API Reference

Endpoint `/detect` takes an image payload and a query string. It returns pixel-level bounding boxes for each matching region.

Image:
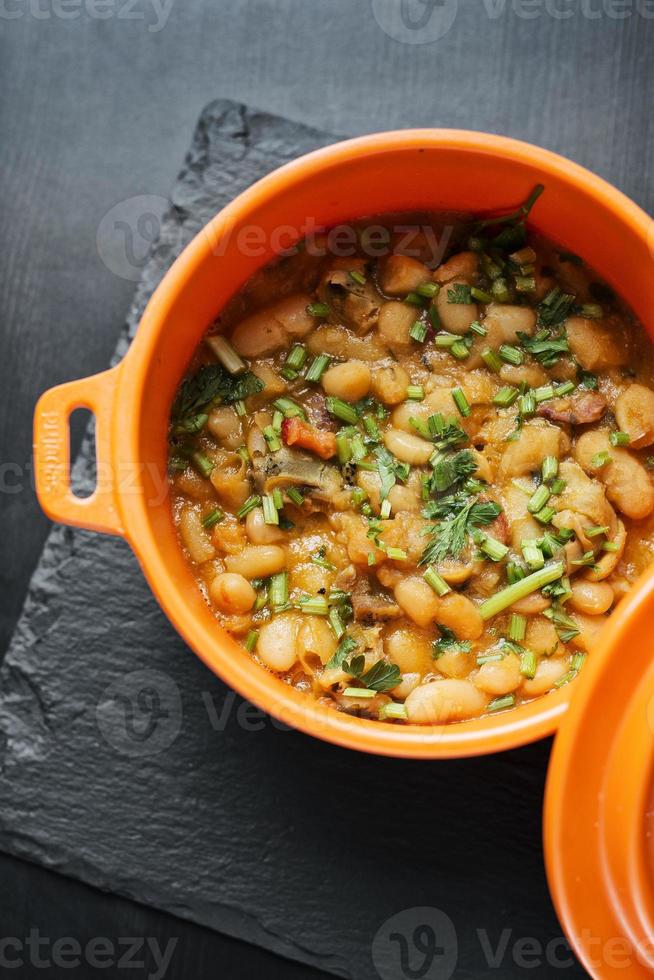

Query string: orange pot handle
[33,365,125,537]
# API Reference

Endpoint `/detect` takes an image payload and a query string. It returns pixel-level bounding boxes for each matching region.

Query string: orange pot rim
[34,129,654,760]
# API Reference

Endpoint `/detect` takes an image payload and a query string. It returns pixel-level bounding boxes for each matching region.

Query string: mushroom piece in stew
[168,190,654,725]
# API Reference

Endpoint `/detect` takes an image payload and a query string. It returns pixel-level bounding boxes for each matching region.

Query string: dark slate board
[0,100,582,979]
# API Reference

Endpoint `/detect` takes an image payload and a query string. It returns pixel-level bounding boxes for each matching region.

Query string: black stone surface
[0,99,582,979]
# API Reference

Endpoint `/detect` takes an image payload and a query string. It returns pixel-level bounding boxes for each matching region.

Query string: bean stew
[168,188,654,724]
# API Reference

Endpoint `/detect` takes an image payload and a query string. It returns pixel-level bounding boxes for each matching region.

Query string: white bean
[225,545,286,579]
[522,658,568,698]
[433,278,478,335]
[475,654,521,695]
[179,506,215,563]
[383,428,433,465]
[256,614,299,671]
[209,573,257,614]
[405,679,487,723]
[245,508,286,545]
[321,361,371,402]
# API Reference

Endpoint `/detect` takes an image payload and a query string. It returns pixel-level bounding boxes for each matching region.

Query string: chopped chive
[528,484,551,514]
[298,595,329,616]
[284,343,307,372]
[336,432,352,464]
[491,277,510,303]
[451,387,471,418]
[479,535,509,562]
[263,426,282,451]
[591,450,612,469]
[386,546,408,561]
[205,334,247,375]
[349,269,366,285]
[506,561,526,584]
[519,649,537,679]
[305,354,331,382]
[450,341,470,360]
[522,541,545,570]
[571,652,586,672]
[518,393,536,416]
[380,499,392,519]
[409,319,429,343]
[406,385,425,401]
[602,540,619,553]
[533,505,555,525]
[363,414,381,441]
[477,652,504,665]
[237,494,262,519]
[234,399,247,417]
[307,302,330,318]
[272,487,284,510]
[273,397,305,418]
[469,320,487,337]
[471,286,493,303]
[499,344,524,366]
[480,562,564,620]
[428,305,441,330]
[581,303,603,318]
[342,687,376,698]
[493,386,519,407]
[191,451,214,479]
[379,702,408,721]
[202,507,224,529]
[351,487,367,507]
[508,613,527,642]
[168,455,189,472]
[404,291,425,307]
[571,550,596,568]
[434,331,459,348]
[534,385,555,403]
[328,606,345,639]
[487,693,516,712]
[269,572,289,610]
[326,397,359,425]
[542,456,558,482]
[262,494,279,525]
[272,410,283,433]
[514,275,536,293]
[244,630,259,653]
[286,487,305,507]
[236,445,250,464]
[481,348,503,373]
[351,433,367,461]
[410,417,432,440]
[585,524,609,538]
[253,587,268,612]
[550,478,566,494]
[423,566,451,596]
[610,431,630,447]
[416,281,439,298]
[554,380,575,397]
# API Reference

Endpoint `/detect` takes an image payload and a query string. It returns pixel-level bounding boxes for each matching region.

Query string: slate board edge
[1,98,349,979]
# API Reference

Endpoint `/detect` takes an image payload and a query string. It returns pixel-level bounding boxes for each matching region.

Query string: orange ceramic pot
[33,130,654,759]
